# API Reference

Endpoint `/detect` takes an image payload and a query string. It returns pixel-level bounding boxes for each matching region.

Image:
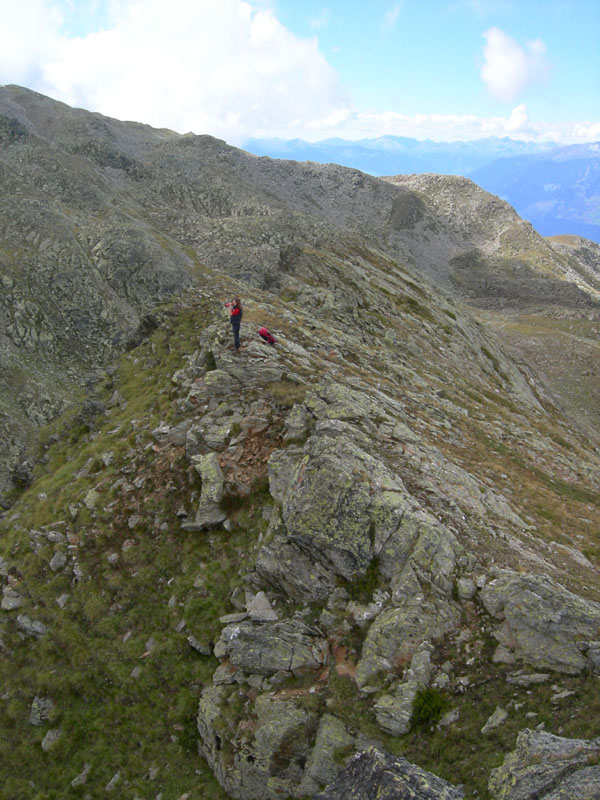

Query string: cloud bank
[0,0,596,145]
[313,106,600,145]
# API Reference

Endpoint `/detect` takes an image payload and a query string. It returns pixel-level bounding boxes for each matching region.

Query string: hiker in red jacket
[225,297,242,351]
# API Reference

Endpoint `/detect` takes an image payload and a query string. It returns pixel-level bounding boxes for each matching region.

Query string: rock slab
[489,728,600,800]
[314,747,464,799]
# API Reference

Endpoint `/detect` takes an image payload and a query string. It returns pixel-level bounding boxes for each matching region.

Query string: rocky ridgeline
[1,87,600,798]
[0,271,599,797]
[2,85,599,501]
[158,296,599,798]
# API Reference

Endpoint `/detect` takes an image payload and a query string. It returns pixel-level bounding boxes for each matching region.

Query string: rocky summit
[0,86,600,800]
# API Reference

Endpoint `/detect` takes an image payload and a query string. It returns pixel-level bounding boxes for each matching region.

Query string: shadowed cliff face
[1,87,600,800]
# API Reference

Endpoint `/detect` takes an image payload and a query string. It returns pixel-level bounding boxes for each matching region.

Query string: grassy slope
[481,309,600,443]
[0,297,239,799]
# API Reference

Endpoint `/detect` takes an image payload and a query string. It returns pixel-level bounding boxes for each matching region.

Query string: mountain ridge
[243,134,600,243]
[1,83,599,512]
[1,85,600,800]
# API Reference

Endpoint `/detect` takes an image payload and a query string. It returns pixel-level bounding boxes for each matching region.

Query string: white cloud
[0,0,63,86]
[4,0,348,144]
[506,103,530,132]
[306,106,600,144]
[481,27,549,102]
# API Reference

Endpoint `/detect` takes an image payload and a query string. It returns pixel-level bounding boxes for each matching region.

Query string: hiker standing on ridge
[225,297,242,351]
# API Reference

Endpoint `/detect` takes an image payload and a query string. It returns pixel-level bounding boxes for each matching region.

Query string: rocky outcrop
[489,729,600,799]
[356,599,458,691]
[481,571,600,674]
[314,748,464,800]
[198,687,332,800]
[181,452,227,531]
[190,316,600,798]
[213,617,329,676]
[194,370,470,794]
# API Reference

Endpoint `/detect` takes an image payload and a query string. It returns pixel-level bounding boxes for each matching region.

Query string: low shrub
[411,687,449,727]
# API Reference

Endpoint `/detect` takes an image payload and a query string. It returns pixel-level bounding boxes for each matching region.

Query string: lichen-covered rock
[185,423,206,458]
[255,509,338,604]
[29,696,54,726]
[314,747,464,799]
[246,591,278,622]
[283,403,312,441]
[49,550,67,571]
[374,680,420,736]
[355,591,458,688]
[2,586,23,610]
[83,488,100,509]
[489,728,600,799]
[422,457,525,527]
[268,446,305,503]
[305,382,381,422]
[196,686,227,783]
[280,431,376,580]
[373,643,436,735]
[380,514,461,597]
[274,416,433,587]
[41,728,62,752]
[181,452,226,531]
[213,617,329,676]
[197,686,320,800]
[260,413,463,612]
[204,420,237,451]
[299,714,356,795]
[481,571,600,674]
[203,368,239,398]
[17,614,47,638]
[481,706,508,734]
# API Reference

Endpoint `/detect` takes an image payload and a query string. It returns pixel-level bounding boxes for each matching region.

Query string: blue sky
[277,1,600,121]
[1,0,598,144]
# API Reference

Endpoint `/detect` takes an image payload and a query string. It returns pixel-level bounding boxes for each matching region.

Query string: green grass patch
[394,295,435,322]
[266,378,308,409]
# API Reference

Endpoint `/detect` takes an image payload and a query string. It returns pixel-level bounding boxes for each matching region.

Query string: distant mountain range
[243,135,555,178]
[243,136,600,243]
[469,142,600,243]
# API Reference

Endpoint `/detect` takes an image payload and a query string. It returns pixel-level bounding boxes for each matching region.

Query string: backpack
[258,327,277,345]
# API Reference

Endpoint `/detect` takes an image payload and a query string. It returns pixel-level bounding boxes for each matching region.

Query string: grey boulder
[489,728,600,799]
[314,747,464,799]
